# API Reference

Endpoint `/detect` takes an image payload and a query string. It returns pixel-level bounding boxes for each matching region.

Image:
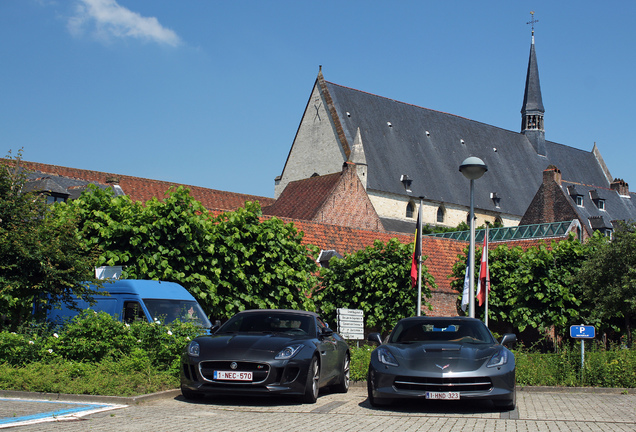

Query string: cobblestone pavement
[1,386,635,431]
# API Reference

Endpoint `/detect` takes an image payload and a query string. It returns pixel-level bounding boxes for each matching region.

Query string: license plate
[213,370,253,381]
[425,391,460,400]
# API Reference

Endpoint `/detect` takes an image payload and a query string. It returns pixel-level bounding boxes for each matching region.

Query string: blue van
[46,279,212,329]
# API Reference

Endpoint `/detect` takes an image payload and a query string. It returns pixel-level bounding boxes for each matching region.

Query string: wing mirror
[321,327,334,337]
[367,332,383,345]
[500,333,517,348]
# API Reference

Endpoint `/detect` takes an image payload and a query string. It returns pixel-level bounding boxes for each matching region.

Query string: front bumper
[180,354,312,397]
[368,363,516,402]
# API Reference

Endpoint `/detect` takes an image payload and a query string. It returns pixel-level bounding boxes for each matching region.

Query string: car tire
[367,372,391,407]
[180,386,203,401]
[331,352,350,393]
[302,356,320,404]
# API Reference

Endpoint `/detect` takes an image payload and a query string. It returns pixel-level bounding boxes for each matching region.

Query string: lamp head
[459,157,488,180]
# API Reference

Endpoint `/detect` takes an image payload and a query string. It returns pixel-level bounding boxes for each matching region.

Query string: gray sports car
[180,309,350,404]
[367,316,516,409]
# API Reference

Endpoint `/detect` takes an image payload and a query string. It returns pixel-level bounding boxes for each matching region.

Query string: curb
[1,384,632,404]
[0,388,182,405]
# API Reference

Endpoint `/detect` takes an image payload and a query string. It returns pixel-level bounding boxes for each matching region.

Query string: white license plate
[213,370,253,381]
[425,391,460,400]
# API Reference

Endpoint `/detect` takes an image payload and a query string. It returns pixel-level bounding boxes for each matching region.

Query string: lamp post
[459,157,488,318]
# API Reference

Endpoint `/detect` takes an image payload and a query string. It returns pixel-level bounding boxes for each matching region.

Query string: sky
[2,1,635,199]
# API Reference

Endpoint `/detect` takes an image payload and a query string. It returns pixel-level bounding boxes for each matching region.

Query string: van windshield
[144,299,211,328]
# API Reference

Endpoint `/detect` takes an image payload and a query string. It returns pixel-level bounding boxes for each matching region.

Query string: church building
[273,27,629,235]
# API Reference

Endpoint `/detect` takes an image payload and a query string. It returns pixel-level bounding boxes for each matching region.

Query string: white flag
[461,260,470,312]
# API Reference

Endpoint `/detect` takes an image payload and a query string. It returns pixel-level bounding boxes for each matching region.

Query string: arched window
[494,216,503,227]
[436,206,445,223]
[406,201,415,218]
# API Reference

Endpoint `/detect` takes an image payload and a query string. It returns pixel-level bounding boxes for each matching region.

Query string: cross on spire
[527,11,539,36]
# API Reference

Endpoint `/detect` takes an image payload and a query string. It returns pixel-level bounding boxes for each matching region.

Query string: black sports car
[367,316,516,409]
[180,309,350,403]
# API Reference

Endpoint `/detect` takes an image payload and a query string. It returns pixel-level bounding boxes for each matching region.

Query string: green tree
[206,204,319,318]
[0,151,99,329]
[451,235,590,336]
[576,224,636,346]
[318,238,436,334]
[54,186,319,320]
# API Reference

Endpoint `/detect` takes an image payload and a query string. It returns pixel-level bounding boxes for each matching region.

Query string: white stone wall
[368,190,520,228]
[275,84,347,198]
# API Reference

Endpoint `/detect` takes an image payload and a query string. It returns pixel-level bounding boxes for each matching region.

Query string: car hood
[196,333,308,360]
[389,342,499,373]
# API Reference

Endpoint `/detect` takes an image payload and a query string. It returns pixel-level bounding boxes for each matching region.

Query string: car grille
[394,375,493,393]
[199,361,270,384]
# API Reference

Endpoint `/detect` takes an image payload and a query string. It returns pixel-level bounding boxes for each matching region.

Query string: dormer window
[589,190,606,211]
[45,193,67,204]
[576,196,584,207]
[597,199,605,211]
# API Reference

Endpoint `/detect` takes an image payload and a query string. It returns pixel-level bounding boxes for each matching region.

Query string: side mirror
[321,327,334,337]
[367,332,383,345]
[500,333,517,348]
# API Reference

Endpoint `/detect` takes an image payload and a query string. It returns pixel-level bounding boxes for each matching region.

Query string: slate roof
[561,180,636,233]
[18,161,275,211]
[322,79,611,218]
[521,39,544,114]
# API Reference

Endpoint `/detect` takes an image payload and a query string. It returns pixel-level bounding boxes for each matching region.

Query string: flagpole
[417,197,423,316]
[485,223,489,328]
[468,179,476,318]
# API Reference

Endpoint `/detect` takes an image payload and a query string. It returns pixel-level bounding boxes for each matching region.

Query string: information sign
[337,308,364,340]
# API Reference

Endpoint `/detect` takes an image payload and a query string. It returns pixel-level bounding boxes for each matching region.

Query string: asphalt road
[1,385,635,431]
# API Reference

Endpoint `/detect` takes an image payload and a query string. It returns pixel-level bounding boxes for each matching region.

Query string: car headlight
[376,347,399,367]
[275,344,303,360]
[187,341,200,357]
[487,349,509,367]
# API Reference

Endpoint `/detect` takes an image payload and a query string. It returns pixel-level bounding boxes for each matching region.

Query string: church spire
[521,11,546,156]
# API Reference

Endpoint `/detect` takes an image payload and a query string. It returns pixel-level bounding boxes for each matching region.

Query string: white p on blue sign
[570,325,595,339]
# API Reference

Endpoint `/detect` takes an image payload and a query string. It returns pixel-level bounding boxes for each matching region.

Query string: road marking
[0,398,126,428]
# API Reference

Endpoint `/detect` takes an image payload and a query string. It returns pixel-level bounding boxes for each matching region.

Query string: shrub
[350,345,373,382]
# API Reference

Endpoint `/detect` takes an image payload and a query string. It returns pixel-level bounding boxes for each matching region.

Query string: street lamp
[459,157,488,318]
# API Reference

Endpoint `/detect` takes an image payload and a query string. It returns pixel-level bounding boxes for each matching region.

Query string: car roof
[399,316,483,323]
[235,309,320,318]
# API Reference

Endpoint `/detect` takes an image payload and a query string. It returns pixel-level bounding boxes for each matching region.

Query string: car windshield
[390,320,494,344]
[144,299,212,328]
[218,312,313,336]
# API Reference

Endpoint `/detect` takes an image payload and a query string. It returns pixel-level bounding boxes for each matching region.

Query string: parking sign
[570,325,595,339]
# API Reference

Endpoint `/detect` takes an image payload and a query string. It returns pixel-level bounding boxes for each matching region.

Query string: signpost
[337,308,364,341]
[570,325,595,380]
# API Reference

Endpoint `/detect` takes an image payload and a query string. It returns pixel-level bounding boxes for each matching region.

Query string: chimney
[610,178,630,196]
[543,165,561,185]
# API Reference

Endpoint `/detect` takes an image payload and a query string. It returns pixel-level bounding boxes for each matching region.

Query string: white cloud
[68,0,181,47]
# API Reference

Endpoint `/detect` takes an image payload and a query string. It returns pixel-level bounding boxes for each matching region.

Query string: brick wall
[314,162,383,231]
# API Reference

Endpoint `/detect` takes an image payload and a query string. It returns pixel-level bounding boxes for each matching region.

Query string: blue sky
[2,1,634,198]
